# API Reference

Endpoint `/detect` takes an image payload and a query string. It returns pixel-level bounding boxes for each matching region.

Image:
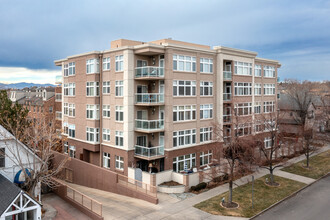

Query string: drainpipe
[99,53,103,167]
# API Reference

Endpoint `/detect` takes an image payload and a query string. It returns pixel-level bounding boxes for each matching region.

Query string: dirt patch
[159,181,182,186]
[264,181,280,187]
[221,201,239,209]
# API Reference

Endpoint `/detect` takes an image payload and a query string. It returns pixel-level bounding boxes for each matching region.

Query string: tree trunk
[228,180,233,203]
[306,152,310,168]
[270,169,274,185]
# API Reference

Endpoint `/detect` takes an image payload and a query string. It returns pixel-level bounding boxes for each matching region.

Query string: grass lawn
[194,175,306,218]
[281,150,330,179]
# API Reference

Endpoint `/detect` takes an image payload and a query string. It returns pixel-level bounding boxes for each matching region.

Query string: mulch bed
[159,181,182,186]
[220,201,239,209]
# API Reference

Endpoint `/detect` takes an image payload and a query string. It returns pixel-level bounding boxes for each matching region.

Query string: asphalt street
[254,174,330,220]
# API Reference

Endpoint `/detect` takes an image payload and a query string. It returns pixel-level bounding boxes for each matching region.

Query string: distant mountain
[0,82,55,90]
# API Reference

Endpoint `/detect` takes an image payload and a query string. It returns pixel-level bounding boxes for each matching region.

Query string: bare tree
[284,80,318,168]
[255,111,284,185]
[0,113,67,200]
[213,112,255,207]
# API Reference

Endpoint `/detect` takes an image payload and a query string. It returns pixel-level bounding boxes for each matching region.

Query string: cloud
[0,67,60,84]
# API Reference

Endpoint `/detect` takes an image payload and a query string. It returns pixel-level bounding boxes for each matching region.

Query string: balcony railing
[223,93,232,101]
[135,93,164,105]
[135,145,164,158]
[135,66,164,78]
[223,71,232,80]
[223,115,231,123]
[135,119,164,131]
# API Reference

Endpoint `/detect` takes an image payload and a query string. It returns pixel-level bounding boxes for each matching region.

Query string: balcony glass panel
[134,145,164,157]
[135,119,164,131]
[223,93,231,101]
[136,93,164,104]
[223,71,232,80]
[135,66,164,78]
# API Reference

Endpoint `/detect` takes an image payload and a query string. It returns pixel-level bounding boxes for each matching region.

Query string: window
[103,57,110,70]
[115,81,123,96]
[63,142,68,154]
[173,153,196,172]
[0,148,5,167]
[49,106,53,113]
[254,102,261,114]
[235,123,252,137]
[86,59,100,74]
[264,119,276,131]
[173,105,196,122]
[234,103,252,116]
[103,152,110,168]
[264,137,272,149]
[86,127,99,143]
[200,81,213,96]
[254,83,261,95]
[115,55,124,72]
[103,129,110,141]
[255,120,263,133]
[264,84,276,95]
[255,64,261,77]
[115,131,124,146]
[173,55,196,72]
[63,122,68,135]
[234,83,252,96]
[69,146,76,158]
[173,129,196,147]
[64,62,75,76]
[55,93,62,101]
[86,82,100,96]
[116,106,124,121]
[103,105,110,118]
[55,111,62,119]
[103,81,110,94]
[67,104,75,117]
[264,101,275,113]
[68,124,75,138]
[115,156,124,170]
[234,61,252,75]
[86,104,99,120]
[264,66,275,77]
[63,83,75,96]
[200,127,213,143]
[200,150,212,166]
[173,80,196,96]
[200,58,213,73]
[200,104,213,119]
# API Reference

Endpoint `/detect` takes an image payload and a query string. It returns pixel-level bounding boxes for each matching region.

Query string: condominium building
[54,38,280,175]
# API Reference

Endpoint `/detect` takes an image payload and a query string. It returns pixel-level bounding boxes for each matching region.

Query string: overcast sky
[0,0,329,84]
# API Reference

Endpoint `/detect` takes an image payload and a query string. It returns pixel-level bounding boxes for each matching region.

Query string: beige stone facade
[55,38,280,176]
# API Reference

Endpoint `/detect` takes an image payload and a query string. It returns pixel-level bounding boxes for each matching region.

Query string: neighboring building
[313,94,330,132]
[54,38,280,176]
[8,86,62,132]
[278,93,315,136]
[0,125,41,182]
[0,174,41,220]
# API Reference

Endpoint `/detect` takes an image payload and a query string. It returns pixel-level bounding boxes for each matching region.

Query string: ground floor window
[264,137,272,149]
[103,152,110,168]
[200,150,212,166]
[115,156,124,170]
[173,153,196,172]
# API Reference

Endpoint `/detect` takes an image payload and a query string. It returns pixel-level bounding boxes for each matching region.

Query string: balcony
[134,145,165,160]
[223,115,231,124]
[223,71,232,81]
[135,119,164,133]
[135,93,164,106]
[223,93,232,101]
[135,66,164,79]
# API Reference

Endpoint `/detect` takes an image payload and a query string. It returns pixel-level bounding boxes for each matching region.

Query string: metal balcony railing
[135,119,164,131]
[134,145,164,158]
[223,115,231,123]
[135,93,164,104]
[223,71,232,80]
[135,66,164,78]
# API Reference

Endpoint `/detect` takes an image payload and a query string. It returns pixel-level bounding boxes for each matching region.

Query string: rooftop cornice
[214,46,258,57]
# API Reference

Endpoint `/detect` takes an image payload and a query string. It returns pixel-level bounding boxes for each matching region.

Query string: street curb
[250,172,330,219]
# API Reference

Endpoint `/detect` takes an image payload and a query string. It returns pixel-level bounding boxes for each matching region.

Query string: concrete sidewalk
[63,144,329,220]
